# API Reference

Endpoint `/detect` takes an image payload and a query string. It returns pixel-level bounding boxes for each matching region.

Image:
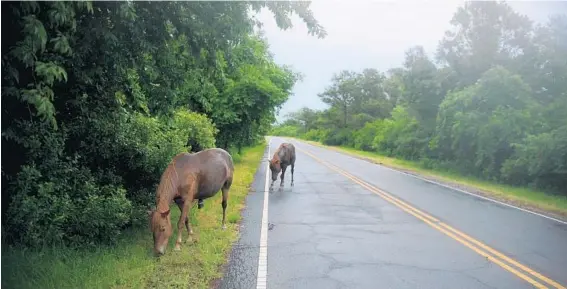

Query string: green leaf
[22,15,48,53]
[35,61,68,86]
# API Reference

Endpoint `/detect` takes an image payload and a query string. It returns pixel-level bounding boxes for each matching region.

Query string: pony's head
[269,158,281,181]
[148,208,172,256]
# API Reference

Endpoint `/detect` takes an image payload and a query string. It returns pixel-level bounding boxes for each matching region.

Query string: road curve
[218,137,567,289]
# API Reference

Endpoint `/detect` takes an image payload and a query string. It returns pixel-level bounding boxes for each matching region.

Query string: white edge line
[287,138,567,226]
[256,137,271,289]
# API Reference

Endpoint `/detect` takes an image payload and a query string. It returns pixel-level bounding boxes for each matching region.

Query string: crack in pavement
[221,139,557,289]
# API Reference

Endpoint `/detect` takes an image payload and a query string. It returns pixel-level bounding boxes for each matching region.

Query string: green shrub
[303,129,329,142]
[501,125,567,190]
[4,122,132,246]
[173,109,218,150]
[2,109,219,247]
[322,128,353,146]
[353,121,383,151]
[270,125,299,137]
[369,107,425,159]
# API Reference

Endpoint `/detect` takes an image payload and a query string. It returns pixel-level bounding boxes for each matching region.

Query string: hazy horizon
[252,0,567,122]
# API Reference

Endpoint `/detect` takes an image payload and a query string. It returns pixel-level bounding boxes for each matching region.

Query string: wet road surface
[218,137,567,289]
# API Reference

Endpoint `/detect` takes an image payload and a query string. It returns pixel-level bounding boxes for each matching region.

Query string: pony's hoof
[222,224,227,230]
[174,244,181,251]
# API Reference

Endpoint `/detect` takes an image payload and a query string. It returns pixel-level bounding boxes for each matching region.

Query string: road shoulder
[216,142,270,289]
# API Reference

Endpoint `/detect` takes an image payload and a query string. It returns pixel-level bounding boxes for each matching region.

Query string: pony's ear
[147,210,153,217]
[160,209,170,217]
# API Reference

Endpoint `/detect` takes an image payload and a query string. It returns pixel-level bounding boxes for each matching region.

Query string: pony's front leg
[175,197,193,251]
[280,166,287,187]
[176,198,194,242]
[270,173,276,190]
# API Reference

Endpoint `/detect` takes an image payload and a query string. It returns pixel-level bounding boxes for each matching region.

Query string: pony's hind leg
[221,180,232,230]
[291,161,295,186]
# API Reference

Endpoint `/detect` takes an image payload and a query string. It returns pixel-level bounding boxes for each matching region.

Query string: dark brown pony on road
[148,148,234,256]
[269,142,296,188]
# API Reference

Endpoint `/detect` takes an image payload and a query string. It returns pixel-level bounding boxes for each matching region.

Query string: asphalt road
[218,137,567,289]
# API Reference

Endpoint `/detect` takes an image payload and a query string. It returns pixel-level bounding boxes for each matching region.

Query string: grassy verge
[293,138,567,219]
[1,142,267,289]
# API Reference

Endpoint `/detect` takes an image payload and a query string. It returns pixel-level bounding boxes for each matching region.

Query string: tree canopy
[272,1,567,195]
[1,1,325,247]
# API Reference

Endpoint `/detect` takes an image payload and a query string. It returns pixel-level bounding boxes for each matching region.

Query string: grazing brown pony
[269,142,296,188]
[148,148,234,256]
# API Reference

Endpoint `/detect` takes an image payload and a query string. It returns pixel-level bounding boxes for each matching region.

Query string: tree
[270,5,567,196]
[318,70,360,127]
[1,1,325,247]
[522,15,567,106]
[433,66,536,177]
[351,68,391,119]
[399,46,445,127]
[436,1,532,87]
[285,107,319,133]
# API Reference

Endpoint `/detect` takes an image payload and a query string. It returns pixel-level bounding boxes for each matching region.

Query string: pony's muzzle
[154,246,166,256]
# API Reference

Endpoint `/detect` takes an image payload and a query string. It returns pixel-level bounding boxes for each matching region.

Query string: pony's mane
[155,160,178,214]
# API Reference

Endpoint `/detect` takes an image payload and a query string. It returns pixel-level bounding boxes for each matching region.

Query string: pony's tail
[155,161,177,214]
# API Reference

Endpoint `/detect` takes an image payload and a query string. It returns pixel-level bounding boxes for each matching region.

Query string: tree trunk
[343,105,348,128]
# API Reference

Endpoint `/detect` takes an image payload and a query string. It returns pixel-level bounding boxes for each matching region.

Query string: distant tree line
[1,1,326,247]
[272,2,567,195]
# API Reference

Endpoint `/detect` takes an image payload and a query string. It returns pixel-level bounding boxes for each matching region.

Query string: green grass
[294,138,567,218]
[1,142,267,289]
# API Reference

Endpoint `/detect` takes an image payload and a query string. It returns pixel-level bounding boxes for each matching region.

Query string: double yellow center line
[296,145,565,289]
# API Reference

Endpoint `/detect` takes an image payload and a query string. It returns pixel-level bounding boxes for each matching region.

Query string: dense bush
[272,2,567,195]
[303,129,329,142]
[322,129,353,146]
[1,1,325,247]
[501,125,567,190]
[353,122,380,151]
[3,121,131,246]
[373,106,425,160]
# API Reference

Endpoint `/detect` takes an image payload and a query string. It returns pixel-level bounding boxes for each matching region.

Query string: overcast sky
[252,0,567,121]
